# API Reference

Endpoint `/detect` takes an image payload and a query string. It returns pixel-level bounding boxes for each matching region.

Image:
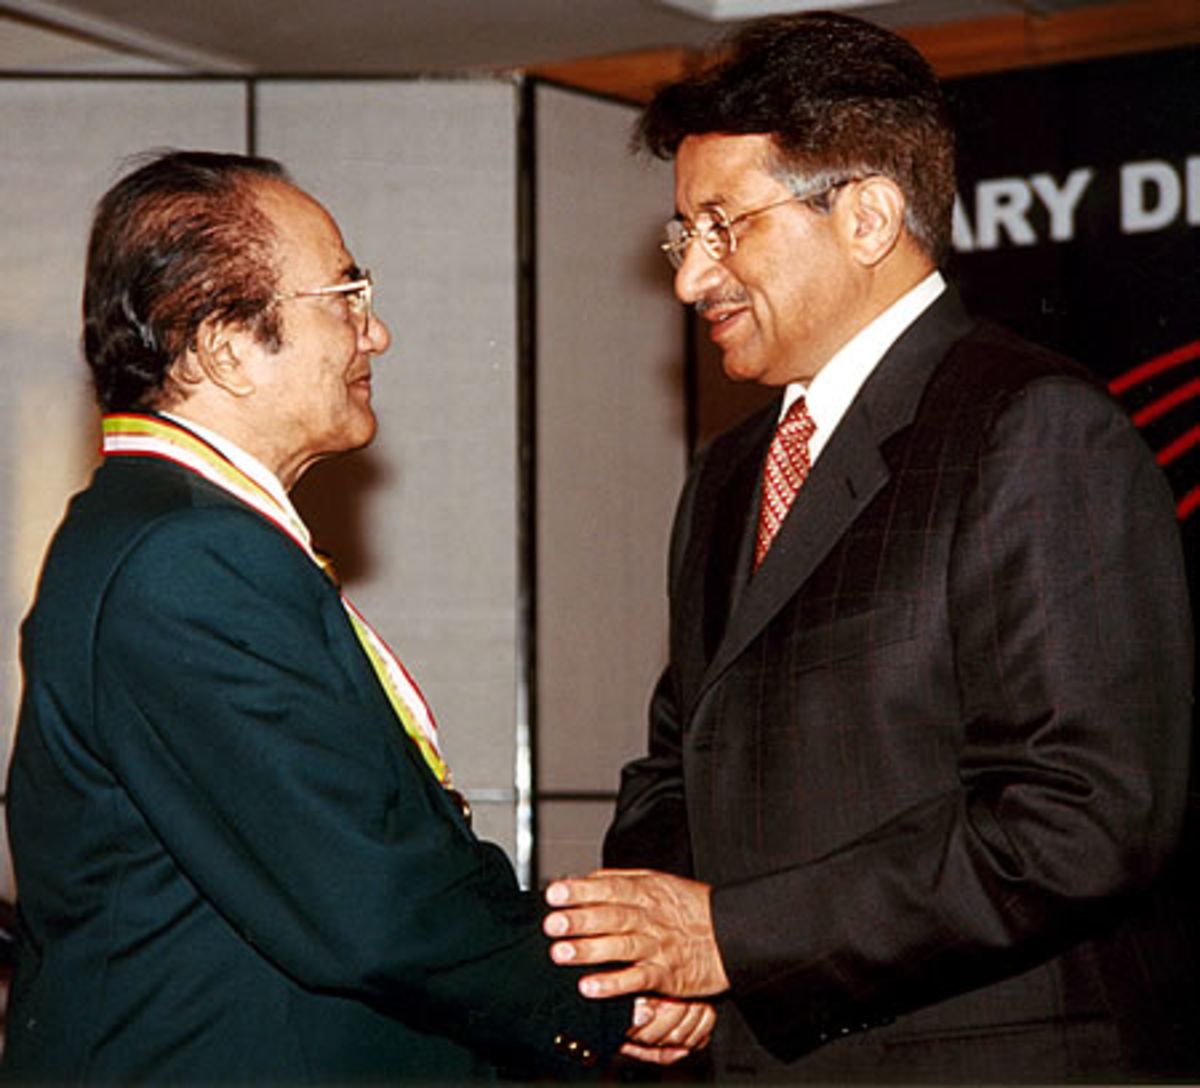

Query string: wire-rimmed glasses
[274,271,374,333]
[660,178,865,270]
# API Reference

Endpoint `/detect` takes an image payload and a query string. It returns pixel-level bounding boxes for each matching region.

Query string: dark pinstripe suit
[605,289,1197,1081]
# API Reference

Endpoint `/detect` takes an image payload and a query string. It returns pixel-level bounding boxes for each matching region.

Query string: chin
[720,356,767,385]
[339,411,378,453]
[354,419,378,449]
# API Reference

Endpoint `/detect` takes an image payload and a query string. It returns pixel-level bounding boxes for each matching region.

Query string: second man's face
[250,180,392,486]
[670,133,864,388]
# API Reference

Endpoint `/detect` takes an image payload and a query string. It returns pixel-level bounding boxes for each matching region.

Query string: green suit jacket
[5,442,630,1083]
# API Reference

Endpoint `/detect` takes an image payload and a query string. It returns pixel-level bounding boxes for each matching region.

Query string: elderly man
[3,150,709,1082]
[544,12,1197,1083]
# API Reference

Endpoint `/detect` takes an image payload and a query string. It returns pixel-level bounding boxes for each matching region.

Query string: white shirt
[781,271,946,464]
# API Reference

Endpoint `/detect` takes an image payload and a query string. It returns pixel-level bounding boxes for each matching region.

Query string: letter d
[1121,160,1180,234]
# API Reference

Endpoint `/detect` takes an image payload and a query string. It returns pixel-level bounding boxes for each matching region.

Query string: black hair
[637,12,956,263]
[83,148,290,411]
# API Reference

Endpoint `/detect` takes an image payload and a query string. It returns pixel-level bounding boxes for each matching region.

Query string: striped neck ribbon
[101,412,453,790]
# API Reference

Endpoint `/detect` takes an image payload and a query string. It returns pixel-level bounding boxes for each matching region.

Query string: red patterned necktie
[754,397,816,570]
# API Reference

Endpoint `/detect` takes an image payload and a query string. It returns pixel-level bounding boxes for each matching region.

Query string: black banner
[947,46,1199,702]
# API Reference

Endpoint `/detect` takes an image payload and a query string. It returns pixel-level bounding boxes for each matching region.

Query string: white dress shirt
[780,271,946,464]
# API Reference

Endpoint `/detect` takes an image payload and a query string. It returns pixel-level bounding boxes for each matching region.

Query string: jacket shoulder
[58,458,303,571]
[940,320,1102,398]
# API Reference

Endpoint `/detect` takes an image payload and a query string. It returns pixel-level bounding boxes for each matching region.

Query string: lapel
[687,288,976,714]
[671,405,775,705]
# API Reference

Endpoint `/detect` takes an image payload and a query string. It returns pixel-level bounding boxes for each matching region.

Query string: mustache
[694,293,750,316]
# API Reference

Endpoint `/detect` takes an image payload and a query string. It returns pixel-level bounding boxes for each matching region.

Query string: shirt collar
[159,411,305,532]
[781,270,946,462]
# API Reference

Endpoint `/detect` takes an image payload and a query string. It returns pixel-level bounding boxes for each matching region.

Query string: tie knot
[779,396,816,442]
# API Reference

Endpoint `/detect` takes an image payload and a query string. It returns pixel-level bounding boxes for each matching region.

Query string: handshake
[543,868,730,1065]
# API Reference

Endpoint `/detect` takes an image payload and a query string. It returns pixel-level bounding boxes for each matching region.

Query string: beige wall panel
[0,79,247,900]
[256,80,523,853]
[537,799,616,884]
[534,83,684,826]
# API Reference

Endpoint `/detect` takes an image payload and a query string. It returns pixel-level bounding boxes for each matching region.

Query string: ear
[843,175,906,268]
[189,317,257,398]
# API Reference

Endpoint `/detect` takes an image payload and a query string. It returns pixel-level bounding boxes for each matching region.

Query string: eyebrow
[342,261,365,283]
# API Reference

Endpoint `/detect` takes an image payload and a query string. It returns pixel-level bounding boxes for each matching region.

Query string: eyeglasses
[274,271,374,333]
[660,178,863,270]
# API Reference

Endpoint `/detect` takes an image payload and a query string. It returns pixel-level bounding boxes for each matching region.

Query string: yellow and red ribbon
[101,413,452,788]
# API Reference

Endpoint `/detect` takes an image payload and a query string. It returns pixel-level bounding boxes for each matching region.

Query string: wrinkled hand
[621,996,716,1065]
[544,868,730,999]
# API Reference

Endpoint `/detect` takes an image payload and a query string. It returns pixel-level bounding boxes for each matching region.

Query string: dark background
[948,46,1198,571]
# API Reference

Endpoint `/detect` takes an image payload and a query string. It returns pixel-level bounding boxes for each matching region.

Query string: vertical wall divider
[245,77,257,155]
[515,76,539,890]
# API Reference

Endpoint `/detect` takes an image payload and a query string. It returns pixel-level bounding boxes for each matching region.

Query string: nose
[673,242,726,306]
[361,310,391,355]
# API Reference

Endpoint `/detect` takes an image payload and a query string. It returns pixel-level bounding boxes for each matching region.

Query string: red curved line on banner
[1132,378,1200,427]
[1109,340,1200,396]
[1157,423,1200,468]
[1179,486,1200,521]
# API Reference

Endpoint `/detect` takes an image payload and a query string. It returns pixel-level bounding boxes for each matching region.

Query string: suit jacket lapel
[671,406,774,709]
[690,288,976,711]
[703,408,889,698]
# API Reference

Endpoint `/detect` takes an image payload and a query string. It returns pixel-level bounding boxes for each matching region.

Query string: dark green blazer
[5,444,630,1083]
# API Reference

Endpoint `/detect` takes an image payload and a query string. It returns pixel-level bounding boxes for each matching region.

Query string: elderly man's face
[250,181,391,485]
[670,133,864,387]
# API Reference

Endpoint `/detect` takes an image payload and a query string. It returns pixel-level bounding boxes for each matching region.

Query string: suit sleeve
[93,506,631,1076]
[709,377,1194,1056]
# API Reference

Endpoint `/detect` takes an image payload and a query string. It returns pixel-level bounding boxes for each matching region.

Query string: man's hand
[621,996,716,1065]
[543,868,731,999]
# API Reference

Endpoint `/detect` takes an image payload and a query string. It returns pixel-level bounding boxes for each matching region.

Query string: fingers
[549,934,650,969]
[576,963,657,999]
[619,1042,692,1065]
[681,1003,716,1050]
[545,871,647,908]
[543,902,640,940]
[543,875,671,972]
[656,1001,714,1052]
[627,996,686,1046]
[620,998,716,1067]
[544,869,731,998]
[544,897,658,973]
[627,997,715,1050]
